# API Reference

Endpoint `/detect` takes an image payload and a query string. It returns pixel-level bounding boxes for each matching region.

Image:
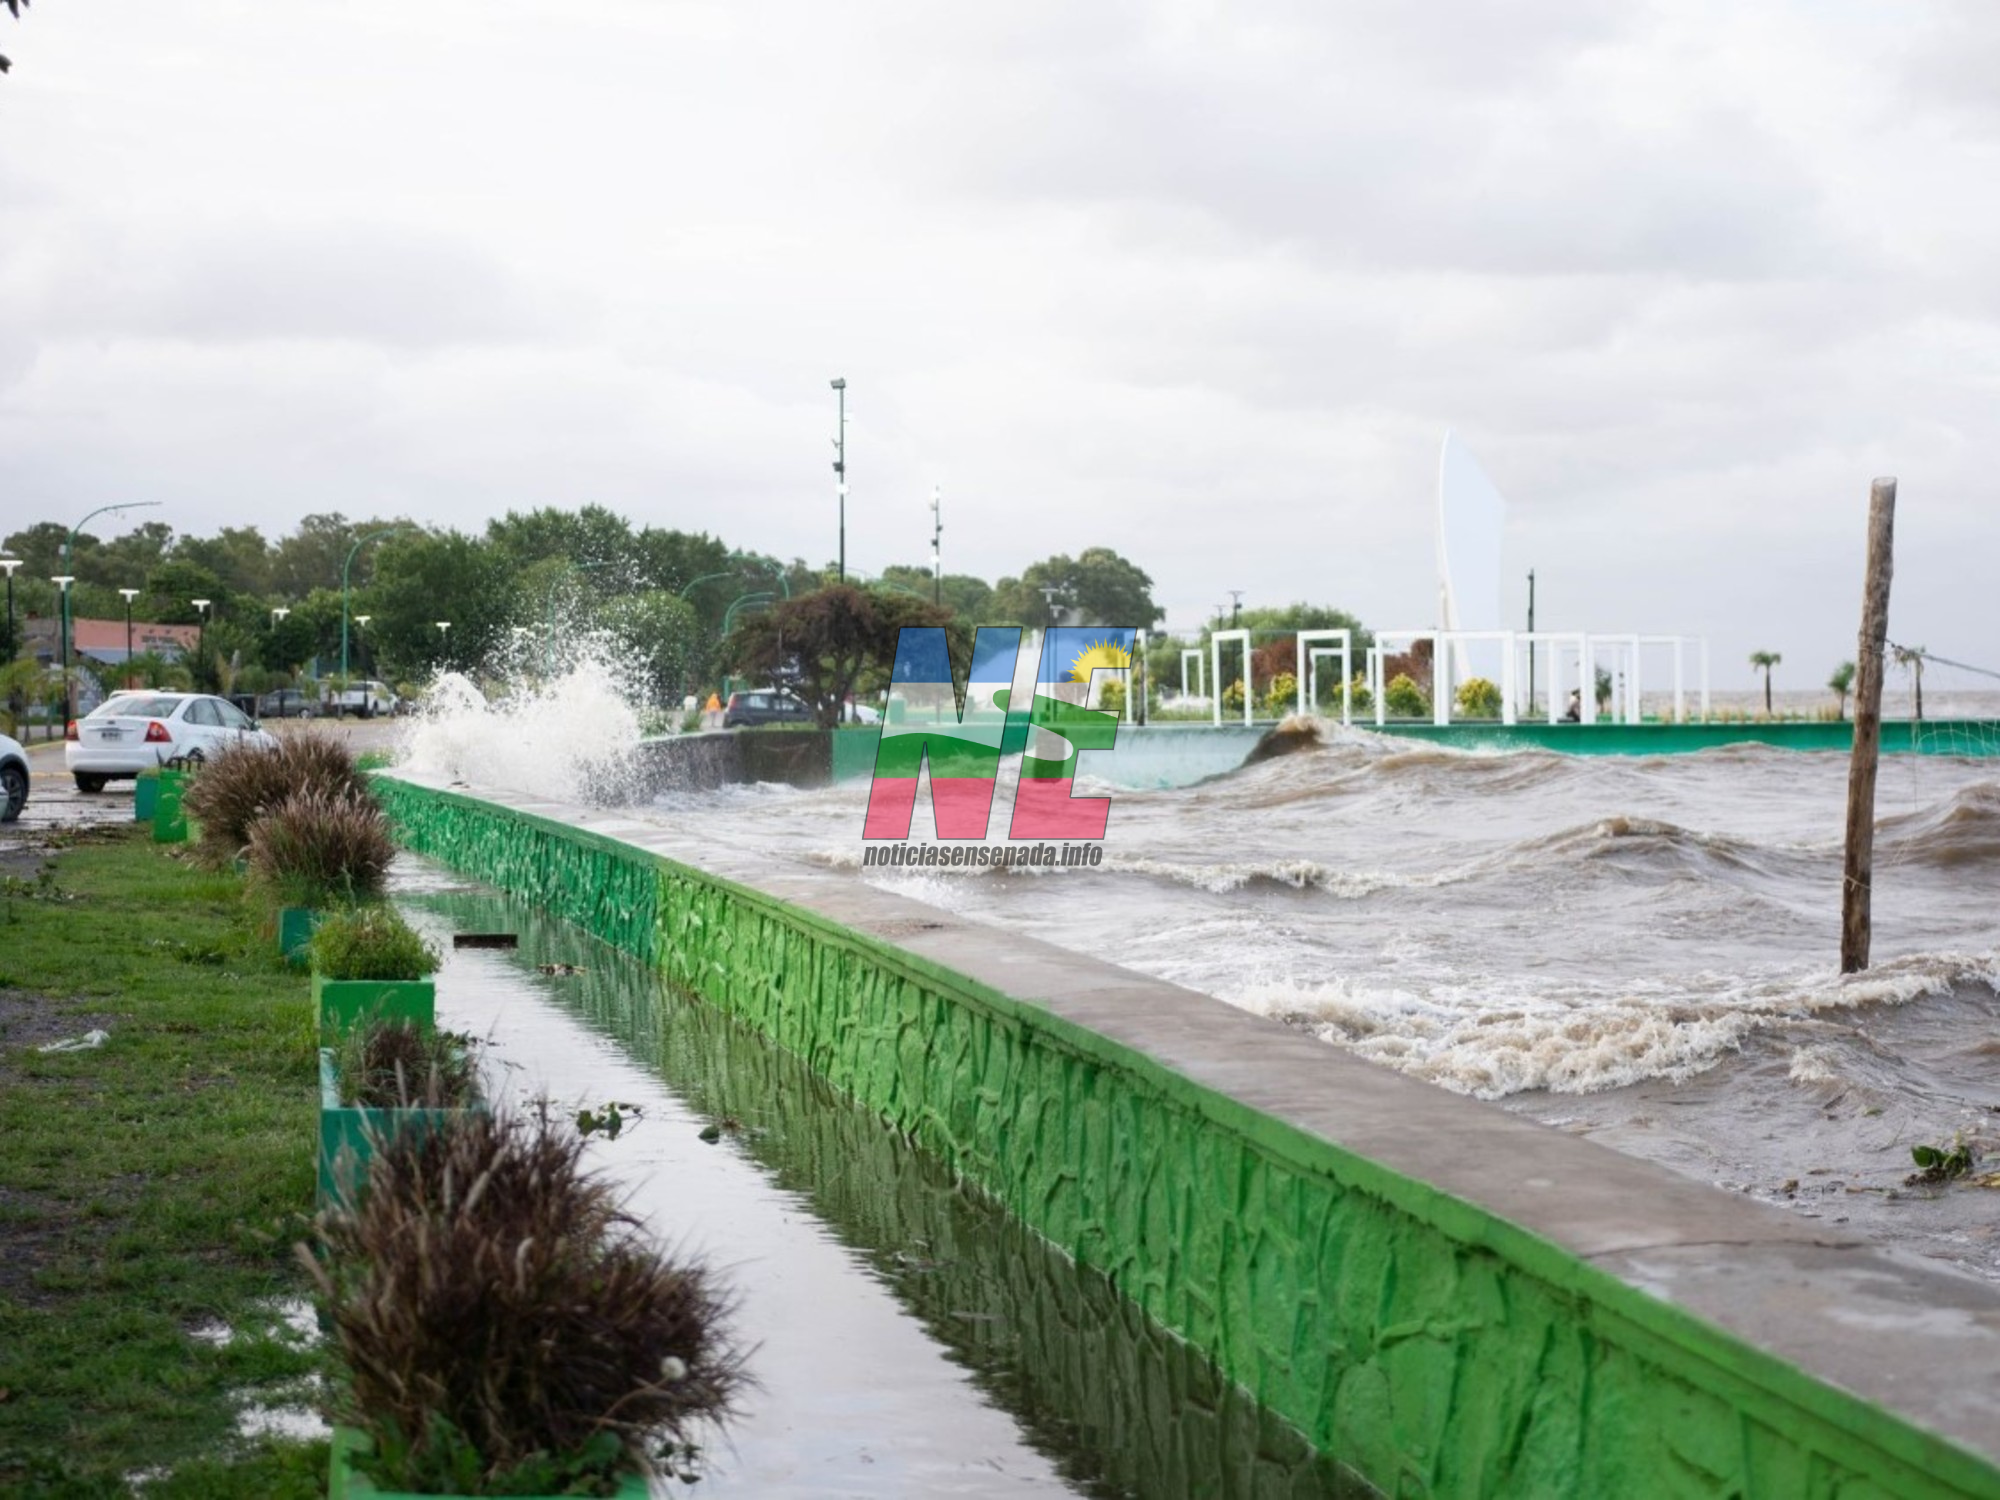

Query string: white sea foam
[401,658,645,803]
[1218,952,1999,1099]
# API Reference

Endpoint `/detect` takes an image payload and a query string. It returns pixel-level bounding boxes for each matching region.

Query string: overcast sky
[3,2,1996,693]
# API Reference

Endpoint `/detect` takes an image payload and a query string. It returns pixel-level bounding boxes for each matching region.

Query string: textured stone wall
[373,776,2000,1500]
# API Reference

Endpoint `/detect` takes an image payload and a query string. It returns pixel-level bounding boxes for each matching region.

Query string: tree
[1384,673,1429,718]
[487,506,638,585]
[990,548,1161,630]
[271,513,412,598]
[599,591,702,708]
[1828,661,1856,720]
[879,565,994,622]
[364,530,514,682]
[142,559,231,626]
[728,585,955,729]
[172,526,273,598]
[1749,650,1782,714]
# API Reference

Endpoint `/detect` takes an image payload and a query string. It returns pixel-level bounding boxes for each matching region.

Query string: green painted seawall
[373,774,2000,1498]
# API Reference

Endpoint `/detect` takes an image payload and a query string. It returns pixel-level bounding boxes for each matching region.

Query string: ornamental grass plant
[182,730,373,867]
[245,787,395,908]
[310,905,440,983]
[300,1103,744,1496]
[333,1019,479,1110]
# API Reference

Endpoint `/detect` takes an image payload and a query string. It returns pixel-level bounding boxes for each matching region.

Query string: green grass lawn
[0,827,327,1497]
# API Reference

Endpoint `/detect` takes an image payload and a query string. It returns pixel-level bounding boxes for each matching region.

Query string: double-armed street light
[58,501,162,718]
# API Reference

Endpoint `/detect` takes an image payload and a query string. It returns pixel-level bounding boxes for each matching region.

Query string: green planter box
[133,771,160,823]
[279,907,320,965]
[151,769,188,843]
[313,973,436,1034]
[317,1050,480,1211]
[328,1426,649,1499]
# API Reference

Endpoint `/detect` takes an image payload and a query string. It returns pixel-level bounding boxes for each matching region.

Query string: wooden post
[1841,478,1896,974]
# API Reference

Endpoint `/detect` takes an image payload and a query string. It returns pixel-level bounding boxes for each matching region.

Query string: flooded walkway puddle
[388,858,1364,1499]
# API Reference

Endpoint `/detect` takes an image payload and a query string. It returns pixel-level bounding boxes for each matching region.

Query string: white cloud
[0,0,1996,682]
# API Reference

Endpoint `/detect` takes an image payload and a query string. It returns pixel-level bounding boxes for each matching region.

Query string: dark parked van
[722,690,813,728]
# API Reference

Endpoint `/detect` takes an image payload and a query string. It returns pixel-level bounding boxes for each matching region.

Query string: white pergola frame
[1210,629,1254,727]
[1295,628,1353,723]
[1369,629,1520,726]
[1180,647,1206,700]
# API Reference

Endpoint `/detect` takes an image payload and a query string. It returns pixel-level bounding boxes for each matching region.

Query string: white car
[0,731,27,822]
[66,692,277,792]
[329,679,399,719]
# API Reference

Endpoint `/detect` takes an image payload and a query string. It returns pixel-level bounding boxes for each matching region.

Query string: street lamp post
[830,377,847,582]
[191,599,212,674]
[341,527,409,687]
[59,501,162,720]
[1,556,20,663]
[51,576,75,726]
[119,588,140,684]
[436,621,451,665]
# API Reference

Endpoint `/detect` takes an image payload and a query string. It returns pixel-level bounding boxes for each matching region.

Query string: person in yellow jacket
[705,692,722,712]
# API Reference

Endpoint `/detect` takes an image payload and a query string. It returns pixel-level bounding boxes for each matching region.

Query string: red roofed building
[24,616,199,665]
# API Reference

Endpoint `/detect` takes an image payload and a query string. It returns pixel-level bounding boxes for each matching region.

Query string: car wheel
[1,763,26,821]
[74,773,109,794]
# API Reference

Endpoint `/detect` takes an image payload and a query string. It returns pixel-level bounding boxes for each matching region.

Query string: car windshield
[89,695,183,719]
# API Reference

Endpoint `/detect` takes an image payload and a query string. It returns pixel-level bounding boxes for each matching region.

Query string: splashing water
[400,652,652,804]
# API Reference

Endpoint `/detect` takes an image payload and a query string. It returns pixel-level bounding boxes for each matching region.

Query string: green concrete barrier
[372,774,2000,1498]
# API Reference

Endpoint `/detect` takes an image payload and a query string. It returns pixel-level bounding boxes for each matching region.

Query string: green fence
[374,775,2000,1499]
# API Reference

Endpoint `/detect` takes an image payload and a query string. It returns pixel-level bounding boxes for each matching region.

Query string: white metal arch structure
[1295,629,1352,723]
[1181,648,1206,699]
[1368,630,1435,727]
[1210,629,1253,727]
[1430,631,1519,725]
[1510,633,1591,724]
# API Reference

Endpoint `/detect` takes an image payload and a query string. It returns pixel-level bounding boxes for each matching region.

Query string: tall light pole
[830,378,847,582]
[120,588,140,684]
[1,556,20,664]
[929,485,942,606]
[436,621,451,666]
[1229,590,1244,628]
[1526,568,1537,712]
[61,501,162,719]
[52,576,76,724]
[341,526,409,686]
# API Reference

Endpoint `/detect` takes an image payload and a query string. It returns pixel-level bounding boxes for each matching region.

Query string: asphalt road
[2,717,406,866]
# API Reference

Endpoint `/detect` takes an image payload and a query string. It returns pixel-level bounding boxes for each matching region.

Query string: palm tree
[1828,661,1855,720]
[1749,650,1782,715]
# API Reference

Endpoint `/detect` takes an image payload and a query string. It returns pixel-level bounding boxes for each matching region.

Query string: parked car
[722,689,814,728]
[256,688,318,719]
[0,732,28,822]
[328,679,398,719]
[65,692,277,792]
